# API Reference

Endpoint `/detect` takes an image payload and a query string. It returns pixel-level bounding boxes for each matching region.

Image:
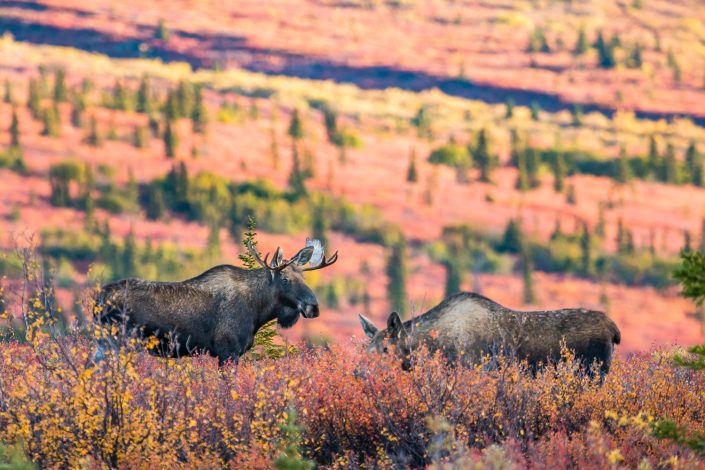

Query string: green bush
[428,143,471,169]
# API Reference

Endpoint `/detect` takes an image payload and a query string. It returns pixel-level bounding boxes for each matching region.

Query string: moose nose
[303,304,319,318]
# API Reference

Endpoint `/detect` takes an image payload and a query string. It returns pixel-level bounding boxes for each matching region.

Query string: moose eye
[281,277,290,285]
[383,347,389,354]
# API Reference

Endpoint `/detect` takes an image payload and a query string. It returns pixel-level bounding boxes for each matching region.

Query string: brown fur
[360,292,621,375]
[96,263,318,365]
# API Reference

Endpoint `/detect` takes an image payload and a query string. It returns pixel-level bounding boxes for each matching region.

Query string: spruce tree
[84,115,102,147]
[70,92,85,128]
[311,202,329,250]
[27,78,41,119]
[145,183,166,220]
[323,106,338,143]
[509,129,521,167]
[684,230,692,252]
[516,149,530,191]
[287,144,307,197]
[616,219,635,254]
[520,242,536,305]
[595,30,616,68]
[571,104,583,127]
[648,135,660,179]
[550,219,563,241]
[596,203,606,238]
[164,162,189,213]
[685,141,703,187]
[525,146,541,188]
[664,142,678,184]
[287,109,306,196]
[614,147,632,184]
[444,257,462,297]
[412,105,432,139]
[41,106,60,137]
[574,26,589,55]
[3,79,12,104]
[527,27,550,53]
[273,406,315,470]
[9,107,20,148]
[81,164,95,225]
[530,101,541,121]
[580,222,593,276]
[136,75,152,114]
[565,183,577,204]
[288,108,304,141]
[628,42,643,68]
[163,118,177,158]
[500,218,523,253]
[164,90,179,121]
[505,98,514,119]
[238,216,292,359]
[112,79,129,111]
[175,80,194,119]
[239,216,259,269]
[473,128,496,182]
[148,115,160,138]
[552,152,567,192]
[191,85,208,134]
[386,236,408,317]
[53,68,67,103]
[407,149,418,183]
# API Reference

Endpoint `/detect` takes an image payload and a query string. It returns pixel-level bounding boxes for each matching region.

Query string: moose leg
[213,332,242,369]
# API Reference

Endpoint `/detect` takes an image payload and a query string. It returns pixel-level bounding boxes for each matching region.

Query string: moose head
[248,238,338,328]
[359,312,413,370]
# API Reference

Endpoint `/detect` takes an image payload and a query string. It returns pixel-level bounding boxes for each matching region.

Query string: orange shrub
[0,333,704,468]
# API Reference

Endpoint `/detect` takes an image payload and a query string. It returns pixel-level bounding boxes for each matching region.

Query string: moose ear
[387,312,405,337]
[359,314,379,338]
[272,247,284,267]
[294,246,314,265]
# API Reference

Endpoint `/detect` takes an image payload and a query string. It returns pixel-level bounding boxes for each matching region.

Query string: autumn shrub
[1,331,704,468]
[0,249,703,468]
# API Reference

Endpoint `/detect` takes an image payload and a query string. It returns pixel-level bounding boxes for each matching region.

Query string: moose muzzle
[301,303,320,318]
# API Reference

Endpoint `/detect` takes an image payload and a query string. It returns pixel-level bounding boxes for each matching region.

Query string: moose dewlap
[360,292,621,375]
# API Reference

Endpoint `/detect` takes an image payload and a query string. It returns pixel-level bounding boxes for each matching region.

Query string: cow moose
[359,292,621,377]
[93,238,337,365]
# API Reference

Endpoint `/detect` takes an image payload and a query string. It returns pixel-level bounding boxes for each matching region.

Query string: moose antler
[302,250,338,271]
[247,239,296,272]
[248,238,338,272]
[246,239,269,269]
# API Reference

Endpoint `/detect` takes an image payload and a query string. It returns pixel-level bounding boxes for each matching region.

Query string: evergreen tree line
[16,69,209,159]
[529,25,669,74]
[510,136,704,190]
[433,216,687,306]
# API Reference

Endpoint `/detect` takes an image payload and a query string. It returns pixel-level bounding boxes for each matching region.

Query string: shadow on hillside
[1,8,703,126]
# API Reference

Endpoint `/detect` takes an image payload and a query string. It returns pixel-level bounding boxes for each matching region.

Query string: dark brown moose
[93,238,337,365]
[359,292,621,376]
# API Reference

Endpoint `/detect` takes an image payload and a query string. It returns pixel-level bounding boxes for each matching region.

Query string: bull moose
[359,292,621,376]
[93,238,337,365]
